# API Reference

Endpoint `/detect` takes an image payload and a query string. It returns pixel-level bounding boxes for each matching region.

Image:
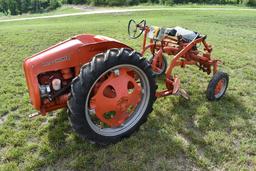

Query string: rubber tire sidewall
[206,71,229,101]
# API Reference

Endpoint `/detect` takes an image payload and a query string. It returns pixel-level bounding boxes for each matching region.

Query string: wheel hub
[89,68,142,127]
[214,79,224,96]
[117,97,129,112]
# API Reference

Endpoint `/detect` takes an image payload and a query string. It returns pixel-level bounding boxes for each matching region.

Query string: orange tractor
[23,19,229,145]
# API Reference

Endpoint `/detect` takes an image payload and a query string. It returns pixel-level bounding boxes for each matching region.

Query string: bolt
[113,69,120,76]
[89,108,96,116]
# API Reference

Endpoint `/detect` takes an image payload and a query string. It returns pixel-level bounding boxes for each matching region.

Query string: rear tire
[68,48,157,145]
[206,71,229,101]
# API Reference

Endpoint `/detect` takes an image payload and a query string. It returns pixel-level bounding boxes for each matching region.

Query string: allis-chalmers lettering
[42,56,71,67]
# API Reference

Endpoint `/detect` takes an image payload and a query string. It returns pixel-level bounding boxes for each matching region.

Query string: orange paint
[23,34,131,114]
[89,68,141,127]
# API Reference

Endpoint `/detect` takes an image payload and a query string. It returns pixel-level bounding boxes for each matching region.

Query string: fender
[23,34,132,112]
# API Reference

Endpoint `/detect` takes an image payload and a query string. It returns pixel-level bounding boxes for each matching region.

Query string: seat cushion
[165,26,198,42]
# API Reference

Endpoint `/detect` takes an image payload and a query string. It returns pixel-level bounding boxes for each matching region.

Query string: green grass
[0,7,256,170]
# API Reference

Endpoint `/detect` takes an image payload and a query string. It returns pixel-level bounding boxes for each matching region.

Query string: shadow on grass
[44,94,250,170]
[45,108,198,170]
[167,94,252,166]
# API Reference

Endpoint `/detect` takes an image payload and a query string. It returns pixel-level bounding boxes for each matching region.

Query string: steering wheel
[128,19,146,39]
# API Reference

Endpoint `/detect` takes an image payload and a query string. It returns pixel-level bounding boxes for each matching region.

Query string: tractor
[23,19,229,145]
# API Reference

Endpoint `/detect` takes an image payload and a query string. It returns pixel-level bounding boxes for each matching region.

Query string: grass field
[0,7,256,170]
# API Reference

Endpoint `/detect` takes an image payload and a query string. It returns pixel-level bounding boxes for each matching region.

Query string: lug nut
[113,69,120,76]
[89,108,96,116]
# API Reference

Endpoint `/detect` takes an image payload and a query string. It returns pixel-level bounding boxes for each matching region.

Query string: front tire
[68,48,157,145]
[206,71,229,101]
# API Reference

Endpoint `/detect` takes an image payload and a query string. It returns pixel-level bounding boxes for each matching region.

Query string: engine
[37,68,74,112]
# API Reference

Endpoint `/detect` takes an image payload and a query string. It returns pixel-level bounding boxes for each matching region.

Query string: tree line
[1,0,255,15]
[64,0,256,6]
[0,0,61,15]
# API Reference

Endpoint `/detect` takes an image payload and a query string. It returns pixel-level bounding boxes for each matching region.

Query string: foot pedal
[177,89,190,100]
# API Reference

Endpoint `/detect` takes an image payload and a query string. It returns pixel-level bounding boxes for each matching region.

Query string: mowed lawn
[0,8,255,170]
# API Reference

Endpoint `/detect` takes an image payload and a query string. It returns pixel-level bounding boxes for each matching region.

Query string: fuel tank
[23,34,131,113]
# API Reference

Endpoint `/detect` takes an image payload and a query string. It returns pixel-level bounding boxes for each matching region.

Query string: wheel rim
[214,78,227,98]
[85,64,150,136]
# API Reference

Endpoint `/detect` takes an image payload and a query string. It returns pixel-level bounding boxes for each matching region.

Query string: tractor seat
[165,27,199,42]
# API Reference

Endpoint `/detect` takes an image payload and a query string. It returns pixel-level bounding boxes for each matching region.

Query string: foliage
[0,0,61,15]
[63,0,256,7]
[47,0,61,10]
[0,0,9,15]
[62,0,87,4]
[1,0,256,15]
[247,0,256,6]
[107,0,126,6]
[160,0,174,5]
[126,0,140,5]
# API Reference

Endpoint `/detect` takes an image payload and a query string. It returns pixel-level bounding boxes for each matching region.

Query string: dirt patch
[39,111,58,127]
[0,114,8,125]
[150,155,201,171]
[39,157,73,171]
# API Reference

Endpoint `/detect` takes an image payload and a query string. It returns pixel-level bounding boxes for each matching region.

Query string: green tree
[88,0,107,5]
[21,0,31,13]
[126,0,139,5]
[107,0,126,6]
[247,0,256,6]
[160,0,174,5]
[47,0,61,10]
[0,0,9,15]
[8,0,18,15]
